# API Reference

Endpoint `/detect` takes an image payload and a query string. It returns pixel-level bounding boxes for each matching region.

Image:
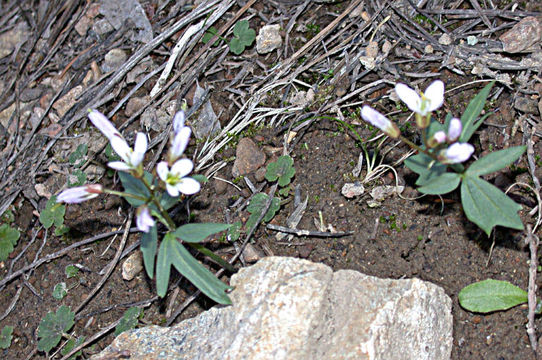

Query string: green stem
[139,174,176,230]
[103,189,147,202]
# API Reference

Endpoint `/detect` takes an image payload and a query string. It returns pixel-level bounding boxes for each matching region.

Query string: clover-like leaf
[0,325,13,349]
[245,193,281,231]
[202,26,220,46]
[0,223,19,261]
[40,196,65,229]
[68,144,87,168]
[265,155,295,187]
[114,307,142,336]
[229,20,255,55]
[38,306,75,353]
[459,279,527,313]
[67,169,87,187]
[52,282,68,300]
[60,336,85,360]
[65,265,79,278]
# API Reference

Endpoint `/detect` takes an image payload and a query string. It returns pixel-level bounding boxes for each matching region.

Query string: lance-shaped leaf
[141,224,157,278]
[156,233,231,304]
[459,279,527,313]
[172,223,231,243]
[461,175,523,235]
[417,172,461,195]
[460,81,494,142]
[466,146,526,177]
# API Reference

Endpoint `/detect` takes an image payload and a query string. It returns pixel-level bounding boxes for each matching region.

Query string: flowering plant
[361,81,525,235]
[56,110,232,304]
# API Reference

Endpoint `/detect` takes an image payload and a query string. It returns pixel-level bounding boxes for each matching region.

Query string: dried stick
[266,224,353,238]
[526,225,540,358]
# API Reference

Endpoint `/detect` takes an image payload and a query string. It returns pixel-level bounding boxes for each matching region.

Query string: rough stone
[256,24,282,54]
[232,138,266,177]
[438,33,453,46]
[499,16,542,53]
[0,22,30,59]
[53,85,83,117]
[122,251,143,281]
[92,257,453,360]
[514,96,540,115]
[102,48,127,73]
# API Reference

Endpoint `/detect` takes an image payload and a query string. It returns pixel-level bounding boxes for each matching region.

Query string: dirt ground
[1,0,542,359]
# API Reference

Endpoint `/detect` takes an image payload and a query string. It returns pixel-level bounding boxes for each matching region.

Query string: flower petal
[170,127,191,159]
[171,158,194,178]
[110,135,132,163]
[444,143,474,163]
[136,206,155,233]
[107,161,132,171]
[177,177,201,195]
[156,162,169,181]
[424,80,444,112]
[360,106,400,138]
[56,185,102,204]
[173,111,186,133]
[131,132,148,167]
[395,83,421,113]
[447,118,462,142]
[88,110,120,140]
[166,183,179,197]
[433,131,446,144]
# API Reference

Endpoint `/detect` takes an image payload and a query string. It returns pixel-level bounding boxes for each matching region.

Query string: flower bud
[361,106,400,138]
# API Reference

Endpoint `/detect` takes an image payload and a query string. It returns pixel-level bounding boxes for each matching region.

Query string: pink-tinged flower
[173,111,186,134]
[108,132,148,172]
[440,143,474,164]
[136,205,155,233]
[88,110,121,140]
[156,159,200,197]
[447,118,462,142]
[169,126,191,161]
[361,106,400,138]
[395,80,444,116]
[56,184,103,204]
[428,130,447,148]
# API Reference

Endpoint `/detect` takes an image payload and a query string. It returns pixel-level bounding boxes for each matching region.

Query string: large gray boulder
[92,257,452,360]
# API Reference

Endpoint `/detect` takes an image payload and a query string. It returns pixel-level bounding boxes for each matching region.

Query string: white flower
[56,184,103,204]
[157,159,200,197]
[447,118,462,142]
[88,110,121,140]
[395,80,444,116]
[172,111,186,134]
[361,106,400,138]
[108,132,148,172]
[170,126,191,161]
[441,143,474,164]
[433,131,446,144]
[136,205,155,233]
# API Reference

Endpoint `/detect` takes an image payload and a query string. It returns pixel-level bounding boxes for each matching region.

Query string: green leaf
[0,326,13,349]
[114,307,142,336]
[202,26,219,46]
[156,234,231,304]
[0,223,20,261]
[159,192,178,211]
[54,224,70,237]
[105,143,120,162]
[52,282,68,300]
[227,221,242,242]
[460,81,494,143]
[418,172,461,195]
[38,306,75,353]
[60,336,85,360]
[141,224,157,278]
[65,265,79,278]
[466,146,526,177]
[191,174,209,183]
[245,193,281,231]
[404,153,447,186]
[118,171,152,207]
[68,144,87,168]
[461,175,524,235]
[229,20,255,55]
[68,169,87,187]
[172,223,231,243]
[187,243,235,272]
[265,155,296,187]
[459,279,528,313]
[40,196,65,229]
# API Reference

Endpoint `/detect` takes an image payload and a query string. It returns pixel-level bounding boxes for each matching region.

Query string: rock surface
[232,137,266,177]
[92,257,452,360]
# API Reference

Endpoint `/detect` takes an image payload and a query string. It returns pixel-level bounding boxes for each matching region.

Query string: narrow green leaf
[156,234,231,304]
[118,171,152,207]
[459,81,494,142]
[459,279,527,313]
[172,223,231,243]
[418,172,461,195]
[466,146,526,177]
[461,176,524,235]
[141,225,157,278]
[187,243,235,272]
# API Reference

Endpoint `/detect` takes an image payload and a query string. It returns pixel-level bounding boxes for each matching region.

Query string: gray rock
[256,24,282,54]
[92,257,452,360]
[99,0,153,43]
[514,96,540,114]
[232,138,266,177]
[102,49,127,73]
[499,16,542,53]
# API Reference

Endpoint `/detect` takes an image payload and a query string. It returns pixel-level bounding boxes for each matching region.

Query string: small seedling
[39,196,65,230]
[202,20,256,55]
[0,326,13,349]
[52,282,68,300]
[245,193,281,231]
[65,265,79,278]
[37,305,75,353]
[265,155,295,187]
[0,223,20,261]
[114,307,142,336]
[68,144,87,168]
